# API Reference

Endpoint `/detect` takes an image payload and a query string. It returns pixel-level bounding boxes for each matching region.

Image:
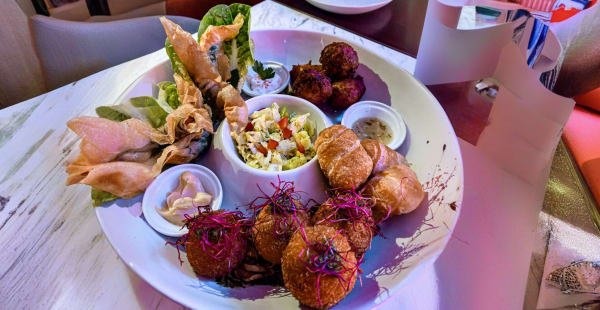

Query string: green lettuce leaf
[197,3,254,90]
[227,3,253,89]
[96,96,169,128]
[165,39,192,82]
[157,81,180,110]
[197,4,231,34]
[91,188,119,206]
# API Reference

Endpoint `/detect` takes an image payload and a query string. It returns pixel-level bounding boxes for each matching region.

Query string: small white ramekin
[241,61,290,97]
[341,101,407,150]
[142,164,223,237]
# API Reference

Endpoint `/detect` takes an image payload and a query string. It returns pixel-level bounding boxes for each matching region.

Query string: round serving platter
[95,29,464,309]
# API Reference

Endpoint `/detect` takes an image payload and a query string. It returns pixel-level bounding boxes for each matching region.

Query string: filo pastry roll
[360,139,406,175]
[314,125,372,190]
[363,164,425,223]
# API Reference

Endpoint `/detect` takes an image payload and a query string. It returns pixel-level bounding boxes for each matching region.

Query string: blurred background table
[274,0,427,57]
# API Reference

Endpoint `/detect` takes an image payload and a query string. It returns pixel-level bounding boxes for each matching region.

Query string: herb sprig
[253,60,275,80]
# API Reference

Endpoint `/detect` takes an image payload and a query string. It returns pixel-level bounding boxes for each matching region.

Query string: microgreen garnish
[253,60,275,80]
[317,188,379,228]
[168,208,251,265]
[247,178,310,240]
[297,227,362,308]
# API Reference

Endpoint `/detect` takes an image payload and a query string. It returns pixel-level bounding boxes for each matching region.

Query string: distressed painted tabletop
[0,1,593,309]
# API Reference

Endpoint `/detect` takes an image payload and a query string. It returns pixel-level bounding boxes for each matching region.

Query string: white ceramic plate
[95,29,464,309]
[305,0,392,15]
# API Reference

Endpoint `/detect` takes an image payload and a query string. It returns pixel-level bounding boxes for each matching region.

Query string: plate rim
[305,0,393,14]
[94,28,464,309]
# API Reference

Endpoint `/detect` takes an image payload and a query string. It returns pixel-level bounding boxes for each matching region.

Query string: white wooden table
[1,1,592,309]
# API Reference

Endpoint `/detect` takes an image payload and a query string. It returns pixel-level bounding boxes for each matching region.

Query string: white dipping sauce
[156,171,212,226]
[246,68,283,95]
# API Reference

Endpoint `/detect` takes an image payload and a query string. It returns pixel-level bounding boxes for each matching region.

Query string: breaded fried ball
[290,61,325,84]
[320,42,359,80]
[252,204,309,265]
[185,210,247,278]
[330,75,366,109]
[282,226,358,309]
[312,201,374,258]
[292,69,332,106]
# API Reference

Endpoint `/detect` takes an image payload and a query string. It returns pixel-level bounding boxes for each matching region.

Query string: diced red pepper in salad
[267,139,279,150]
[244,122,254,131]
[278,117,288,130]
[282,128,292,139]
[256,144,268,155]
[295,136,305,154]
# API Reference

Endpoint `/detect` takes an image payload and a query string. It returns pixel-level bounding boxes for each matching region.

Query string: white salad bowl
[141,164,223,237]
[205,94,333,207]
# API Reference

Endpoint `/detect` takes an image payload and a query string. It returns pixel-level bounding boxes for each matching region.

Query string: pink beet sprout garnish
[320,188,374,223]
[297,226,362,308]
[247,178,310,240]
[168,208,251,265]
[317,188,384,236]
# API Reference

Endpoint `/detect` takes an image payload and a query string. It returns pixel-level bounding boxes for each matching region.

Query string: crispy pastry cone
[216,84,248,132]
[214,45,232,82]
[198,14,244,51]
[153,132,205,171]
[174,73,203,107]
[164,104,213,144]
[66,161,156,199]
[67,117,157,164]
[160,17,221,83]
[198,13,244,81]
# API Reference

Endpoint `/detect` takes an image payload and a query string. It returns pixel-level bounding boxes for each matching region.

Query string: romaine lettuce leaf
[227,4,253,89]
[197,4,231,34]
[157,81,180,110]
[91,188,119,206]
[165,39,192,82]
[96,96,169,128]
[198,3,254,89]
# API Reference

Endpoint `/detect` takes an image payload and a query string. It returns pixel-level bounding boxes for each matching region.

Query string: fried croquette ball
[320,42,359,80]
[282,226,358,309]
[312,201,374,258]
[290,61,325,84]
[292,69,332,106]
[185,210,248,278]
[252,204,309,265]
[330,75,366,109]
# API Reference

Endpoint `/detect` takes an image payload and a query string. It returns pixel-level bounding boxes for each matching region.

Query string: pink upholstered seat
[563,101,600,205]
